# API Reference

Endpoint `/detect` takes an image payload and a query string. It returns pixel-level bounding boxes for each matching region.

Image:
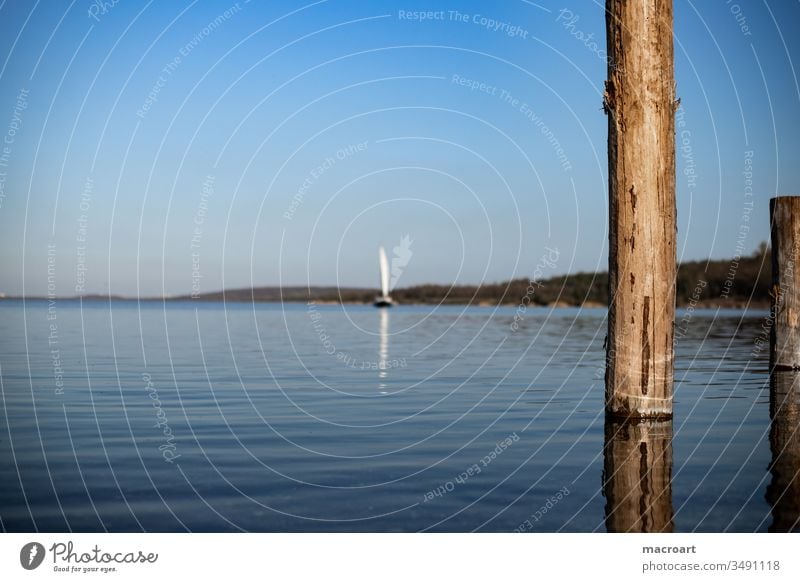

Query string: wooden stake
[603,418,673,532]
[770,196,800,369]
[604,0,677,418]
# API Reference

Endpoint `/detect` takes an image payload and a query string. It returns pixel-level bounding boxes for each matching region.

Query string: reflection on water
[767,371,800,532]
[0,303,784,531]
[603,418,674,533]
[378,309,389,391]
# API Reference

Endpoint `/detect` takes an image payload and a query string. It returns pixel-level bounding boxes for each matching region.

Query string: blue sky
[0,0,798,297]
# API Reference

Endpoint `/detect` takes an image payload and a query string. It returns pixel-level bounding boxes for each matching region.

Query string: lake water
[0,300,796,532]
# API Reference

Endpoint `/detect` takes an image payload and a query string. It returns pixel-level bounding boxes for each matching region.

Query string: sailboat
[373,245,394,307]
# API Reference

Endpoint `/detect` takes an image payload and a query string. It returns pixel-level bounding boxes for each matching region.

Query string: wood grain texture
[605,0,677,418]
[770,197,800,369]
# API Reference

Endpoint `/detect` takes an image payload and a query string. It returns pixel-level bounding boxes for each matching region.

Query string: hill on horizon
[180,242,771,308]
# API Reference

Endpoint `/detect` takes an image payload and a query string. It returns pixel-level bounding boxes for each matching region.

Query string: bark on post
[770,197,800,369]
[603,418,673,532]
[604,0,677,418]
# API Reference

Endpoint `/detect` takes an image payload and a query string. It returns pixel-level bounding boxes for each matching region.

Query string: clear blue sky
[0,0,798,297]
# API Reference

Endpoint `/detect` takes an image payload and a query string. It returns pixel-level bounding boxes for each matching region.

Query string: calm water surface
[0,300,791,532]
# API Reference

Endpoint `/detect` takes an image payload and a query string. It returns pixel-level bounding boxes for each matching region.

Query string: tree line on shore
[195,242,771,308]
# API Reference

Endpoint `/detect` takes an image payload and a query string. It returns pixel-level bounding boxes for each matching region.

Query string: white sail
[378,245,390,298]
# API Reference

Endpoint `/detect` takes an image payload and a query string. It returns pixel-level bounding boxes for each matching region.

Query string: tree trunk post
[770,196,800,370]
[604,0,677,418]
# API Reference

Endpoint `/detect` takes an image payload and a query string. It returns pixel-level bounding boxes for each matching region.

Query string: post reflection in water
[603,418,674,533]
[767,370,800,532]
[378,308,389,392]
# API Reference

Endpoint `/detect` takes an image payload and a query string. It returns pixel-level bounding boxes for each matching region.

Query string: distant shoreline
[1,245,772,310]
[0,295,770,310]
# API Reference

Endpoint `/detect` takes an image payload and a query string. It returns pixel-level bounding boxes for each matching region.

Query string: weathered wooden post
[603,418,673,532]
[766,371,800,531]
[770,196,800,369]
[604,0,677,418]
[767,199,800,531]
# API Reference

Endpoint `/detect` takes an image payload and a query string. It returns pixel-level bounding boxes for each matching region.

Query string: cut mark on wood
[641,296,651,396]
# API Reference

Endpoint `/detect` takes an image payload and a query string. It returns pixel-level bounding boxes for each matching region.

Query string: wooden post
[767,199,800,530]
[603,418,673,532]
[604,0,677,418]
[767,370,800,531]
[770,197,800,369]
